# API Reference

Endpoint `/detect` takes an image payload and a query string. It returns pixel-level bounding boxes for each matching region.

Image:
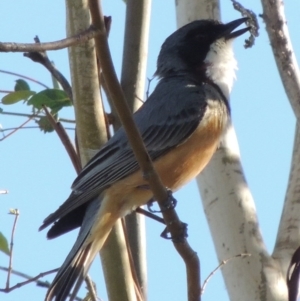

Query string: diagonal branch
[260,0,300,274]
[0,26,100,53]
[88,1,200,300]
[43,106,81,174]
[260,0,300,119]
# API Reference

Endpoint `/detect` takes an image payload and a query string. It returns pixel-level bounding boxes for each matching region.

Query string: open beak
[221,18,251,40]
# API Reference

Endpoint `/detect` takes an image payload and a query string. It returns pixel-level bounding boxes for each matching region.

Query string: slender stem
[1,126,75,132]
[43,106,81,174]
[0,69,49,88]
[84,275,97,301]
[0,111,75,123]
[6,210,19,289]
[121,219,145,301]
[0,114,35,141]
[0,266,82,300]
[89,1,201,300]
[0,26,100,53]
[24,36,73,103]
[201,254,251,295]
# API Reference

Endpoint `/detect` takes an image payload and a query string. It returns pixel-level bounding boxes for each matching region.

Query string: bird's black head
[155,18,250,81]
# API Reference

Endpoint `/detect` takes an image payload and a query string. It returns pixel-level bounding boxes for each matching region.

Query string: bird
[40,17,250,301]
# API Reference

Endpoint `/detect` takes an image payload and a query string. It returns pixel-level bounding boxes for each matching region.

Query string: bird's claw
[160,222,188,243]
[147,190,177,213]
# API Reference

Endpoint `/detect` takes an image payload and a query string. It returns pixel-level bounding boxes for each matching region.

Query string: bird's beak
[221,17,251,40]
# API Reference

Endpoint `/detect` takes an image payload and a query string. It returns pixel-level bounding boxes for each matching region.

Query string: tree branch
[120,0,151,296]
[0,26,100,52]
[260,0,300,276]
[89,1,200,300]
[6,209,19,289]
[0,111,75,123]
[43,106,81,174]
[260,0,300,119]
[24,36,73,103]
[0,267,82,301]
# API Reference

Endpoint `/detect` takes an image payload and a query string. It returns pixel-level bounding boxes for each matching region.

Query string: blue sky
[0,1,299,301]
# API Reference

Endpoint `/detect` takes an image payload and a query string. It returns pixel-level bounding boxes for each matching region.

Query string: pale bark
[66,1,136,301]
[176,0,288,300]
[120,0,151,297]
[66,0,107,163]
[261,0,300,275]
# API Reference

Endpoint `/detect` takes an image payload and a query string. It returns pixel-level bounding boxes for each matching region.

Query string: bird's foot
[160,222,188,243]
[147,189,177,213]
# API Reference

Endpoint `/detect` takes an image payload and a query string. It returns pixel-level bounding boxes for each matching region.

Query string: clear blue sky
[0,1,299,301]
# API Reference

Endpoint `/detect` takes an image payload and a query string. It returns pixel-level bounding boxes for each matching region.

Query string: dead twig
[43,106,81,174]
[201,253,251,295]
[0,26,100,53]
[6,209,20,289]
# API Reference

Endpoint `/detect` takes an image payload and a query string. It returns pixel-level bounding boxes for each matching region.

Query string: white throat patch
[204,38,237,99]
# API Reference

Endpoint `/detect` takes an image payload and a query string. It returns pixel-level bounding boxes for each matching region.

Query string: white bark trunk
[176,0,288,300]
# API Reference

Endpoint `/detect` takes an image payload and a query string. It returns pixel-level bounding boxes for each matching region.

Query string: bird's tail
[45,199,101,301]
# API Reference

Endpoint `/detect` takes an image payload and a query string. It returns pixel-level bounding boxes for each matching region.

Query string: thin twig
[135,207,165,225]
[0,26,100,53]
[88,2,201,300]
[24,36,73,103]
[0,266,58,292]
[0,69,49,88]
[0,113,37,141]
[1,126,75,132]
[6,209,19,289]
[0,90,14,94]
[0,267,82,301]
[0,111,75,123]
[201,253,251,295]
[43,106,81,174]
[84,275,98,301]
[121,219,145,301]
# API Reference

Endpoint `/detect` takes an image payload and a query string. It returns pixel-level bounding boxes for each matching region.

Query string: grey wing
[40,78,218,230]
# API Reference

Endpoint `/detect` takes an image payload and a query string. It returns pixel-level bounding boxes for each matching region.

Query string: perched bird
[40,18,250,301]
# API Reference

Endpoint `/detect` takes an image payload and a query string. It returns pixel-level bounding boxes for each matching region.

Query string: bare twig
[43,106,81,174]
[0,69,49,89]
[201,253,251,295]
[0,113,37,141]
[0,267,82,301]
[88,1,201,300]
[24,36,73,103]
[6,209,19,289]
[0,90,14,94]
[0,267,58,292]
[84,275,97,301]
[1,126,75,132]
[0,26,100,53]
[135,207,165,225]
[0,111,75,123]
[121,219,145,301]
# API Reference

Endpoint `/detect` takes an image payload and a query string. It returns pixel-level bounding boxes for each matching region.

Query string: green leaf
[0,232,9,256]
[36,116,55,133]
[15,79,30,91]
[1,90,36,104]
[27,89,71,113]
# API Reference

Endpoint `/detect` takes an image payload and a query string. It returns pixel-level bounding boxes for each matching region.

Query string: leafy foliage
[0,232,9,256]
[1,79,72,133]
